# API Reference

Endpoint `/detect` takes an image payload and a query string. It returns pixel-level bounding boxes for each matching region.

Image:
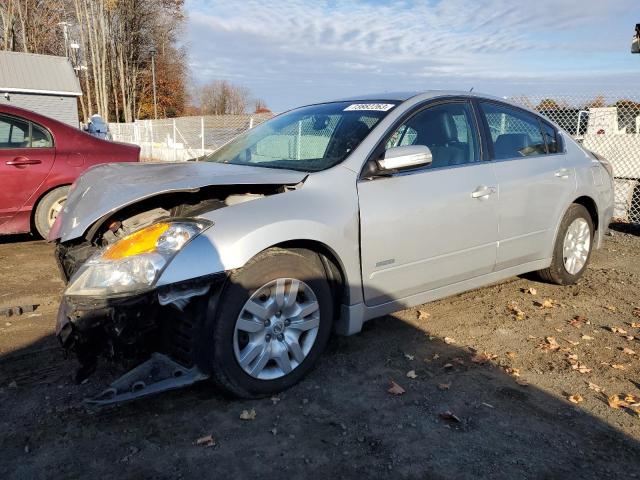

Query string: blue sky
[185,0,640,111]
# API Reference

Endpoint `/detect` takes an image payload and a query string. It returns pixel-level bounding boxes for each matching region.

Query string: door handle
[554,168,570,179]
[6,157,41,166]
[471,186,496,199]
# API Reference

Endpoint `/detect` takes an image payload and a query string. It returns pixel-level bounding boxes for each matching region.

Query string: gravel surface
[1,227,639,479]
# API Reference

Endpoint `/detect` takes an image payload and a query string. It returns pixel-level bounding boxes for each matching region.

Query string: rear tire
[34,186,69,239]
[537,204,594,285]
[197,248,334,398]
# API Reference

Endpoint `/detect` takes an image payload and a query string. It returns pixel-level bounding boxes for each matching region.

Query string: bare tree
[199,80,250,115]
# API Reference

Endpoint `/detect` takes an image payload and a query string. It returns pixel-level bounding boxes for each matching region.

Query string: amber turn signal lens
[102,222,170,260]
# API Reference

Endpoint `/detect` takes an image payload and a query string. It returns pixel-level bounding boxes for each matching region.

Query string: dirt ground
[1,227,639,479]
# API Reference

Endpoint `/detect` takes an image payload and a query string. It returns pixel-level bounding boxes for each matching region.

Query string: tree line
[0,1,267,122]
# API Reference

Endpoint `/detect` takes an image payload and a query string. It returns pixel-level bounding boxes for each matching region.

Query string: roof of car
[330,90,510,103]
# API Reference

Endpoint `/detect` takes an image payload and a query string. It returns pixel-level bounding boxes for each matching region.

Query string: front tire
[34,186,69,239]
[537,204,594,285]
[198,248,334,398]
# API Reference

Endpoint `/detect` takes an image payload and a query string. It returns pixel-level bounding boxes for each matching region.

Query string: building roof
[0,51,82,96]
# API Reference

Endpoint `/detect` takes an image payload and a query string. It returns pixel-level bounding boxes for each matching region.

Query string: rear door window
[0,115,29,148]
[480,103,546,159]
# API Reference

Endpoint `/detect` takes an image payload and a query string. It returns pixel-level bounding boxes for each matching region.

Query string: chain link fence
[109,113,273,162]
[110,93,640,224]
[508,93,640,224]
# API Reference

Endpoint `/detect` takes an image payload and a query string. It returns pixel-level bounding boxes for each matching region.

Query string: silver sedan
[51,91,614,403]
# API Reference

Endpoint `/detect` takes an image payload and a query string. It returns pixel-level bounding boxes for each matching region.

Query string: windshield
[203,101,397,172]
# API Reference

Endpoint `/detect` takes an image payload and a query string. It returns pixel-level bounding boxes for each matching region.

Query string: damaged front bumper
[56,273,226,405]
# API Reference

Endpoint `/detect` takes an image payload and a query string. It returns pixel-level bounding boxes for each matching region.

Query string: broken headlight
[65,220,211,296]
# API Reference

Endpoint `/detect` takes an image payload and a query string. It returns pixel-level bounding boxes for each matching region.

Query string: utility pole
[632,23,640,53]
[58,22,71,58]
[149,46,158,119]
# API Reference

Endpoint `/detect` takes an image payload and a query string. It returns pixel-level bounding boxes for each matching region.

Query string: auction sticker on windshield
[344,103,395,111]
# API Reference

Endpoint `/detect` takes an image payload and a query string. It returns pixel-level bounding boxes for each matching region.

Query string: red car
[0,105,140,238]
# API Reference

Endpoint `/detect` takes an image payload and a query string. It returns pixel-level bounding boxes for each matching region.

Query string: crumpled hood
[50,161,307,242]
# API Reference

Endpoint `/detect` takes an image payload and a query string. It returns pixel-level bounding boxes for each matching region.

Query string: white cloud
[185,0,640,110]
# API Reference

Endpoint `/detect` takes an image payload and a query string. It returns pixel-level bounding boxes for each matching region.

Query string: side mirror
[377,145,433,171]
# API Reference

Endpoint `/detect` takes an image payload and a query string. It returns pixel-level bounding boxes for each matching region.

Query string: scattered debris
[534,299,560,309]
[568,394,584,404]
[195,435,216,447]
[443,337,456,345]
[417,310,431,320]
[271,396,280,405]
[471,352,497,364]
[240,409,257,421]
[0,304,39,317]
[406,370,417,379]
[539,336,560,351]
[523,287,537,295]
[610,326,628,334]
[505,351,516,359]
[439,411,461,423]
[437,383,451,391]
[404,353,415,361]
[622,347,636,355]
[504,367,520,378]
[569,315,588,328]
[587,382,605,393]
[387,380,405,395]
[507,302,526,320]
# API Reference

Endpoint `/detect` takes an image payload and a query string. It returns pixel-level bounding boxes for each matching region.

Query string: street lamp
[149,46,158,119]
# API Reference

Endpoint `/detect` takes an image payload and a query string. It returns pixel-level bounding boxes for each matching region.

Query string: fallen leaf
[443,363,454,369]
[404,353,415,361]
[437,383,451,390]
[605,305,617,312]
[633,308,640,318]
[587,382,605,393]
[505,367,520,377]
[516,378,529,386]
[535,299,558,309]
[630,322,640,328]
[417,310,431,320]
[566,353,578,361]
[523,287,537,295]
[432,353,440,360]
[406,370,417,379]
[439,410,461,422]
[507,302,526,320]
[571,362,592,374]
[622,347,636,355]
[608,394,627,409]
[539,336,560,351]
[563,338,580,346]
[471,352,497,364]
[240,409,257,420]
[387,380,406,395]
[568,394,584,404]
[195,435,215,447]
[505,351,517,359]
[611,364,626,370]
[581,335,594,341]
[610,326,628,334]
[452,357,465,365]
[569,316,587,328]
[443,337,456,345]
[625,335,635,341]
[624,393,639,403]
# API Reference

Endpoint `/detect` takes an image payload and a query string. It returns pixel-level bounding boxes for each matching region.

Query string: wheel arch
[572,195,599,236]
[30,183,71,234]
[269,240,349,318]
